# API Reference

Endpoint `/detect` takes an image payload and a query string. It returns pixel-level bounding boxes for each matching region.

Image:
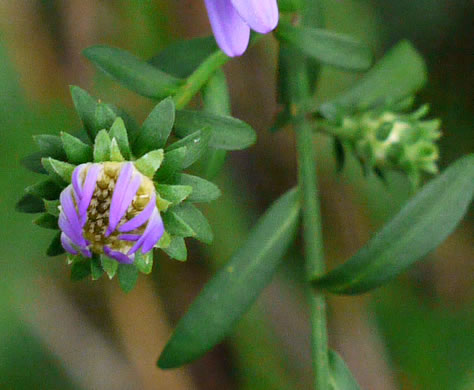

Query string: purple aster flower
[59,162,164,264]
[204,0,279,57]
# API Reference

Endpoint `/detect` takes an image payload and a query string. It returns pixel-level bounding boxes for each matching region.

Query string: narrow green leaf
[33,213,58,230]
[158,188,300,368]
[71,259,91,281]
[166,128,211,169]
[109,117,131,159]
[134,149,164,178]
[90,256,104,280]
[109,138,125,162]
[156,184,192,206]
[26,179,62,200]
[320,40,427,120]
[174,110,257,151]
[149,36,217,78]
[134,97,175,157]
[163,236,187,261]
[117,264,139,293]
[276,21,373,71]
[161,209,195,238]
[46,232,65,257]
[21,152,47,174]
[176,174,221,203]
[61,132,93,164]
[44,199,60,216]
[34,134,66,160]
[100,255,119,279]
[83,45,184,99]
[135,251,154,274]
[313,154,474,295]
[172,203,213,244]
[329,350,361,390]
[16,193,45,214]
[42,157,75,185]
[93,129,111,162]
[70,85,100,140]
[154,147,187,182]
[95,102,116,132]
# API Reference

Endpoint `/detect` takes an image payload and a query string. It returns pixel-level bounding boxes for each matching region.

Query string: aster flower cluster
[17,87,221,291]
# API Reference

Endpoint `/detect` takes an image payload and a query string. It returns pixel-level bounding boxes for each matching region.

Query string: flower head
[60,162,164,264]
[205,0,279,57]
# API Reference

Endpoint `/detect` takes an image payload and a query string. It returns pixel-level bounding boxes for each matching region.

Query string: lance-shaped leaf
[162,209,195,238]
[109,118,131,159]
[90,256,104,280]
[70,86,100,140]
[16,194,45,214]
[109,138,125,162]
[134,97,175,157]
[42,158,75,185]
[158,188,300,368]
[174,110,256,151]
[171,203,213,244]
[33,213,58,230]
[276,21,373,71]
[320,40,427,120]
[93,129,112,162]
[166,128,211,169]
[61,132,93,164]
[329,350,361,390]
[156,184,192,206]
[44,199,60,217]
[83,45,184,99]
[95,102,116,132]
[101,255,119,279]
[134,149,164,178]
[163,236,187,262]
[176,174,221,203]
[135,251,154,275]
[313,154,474,295]
[26,179,62,200]
[154,147,187,182]
[149,36,217,78]
[71,259,91,281]
[117,264,139,293]
[34,134,66,160]
[47,232,65,257]
[21,152,47,174]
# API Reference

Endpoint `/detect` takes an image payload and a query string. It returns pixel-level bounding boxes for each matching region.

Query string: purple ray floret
[204,0,279,57]
[58,162,164,265]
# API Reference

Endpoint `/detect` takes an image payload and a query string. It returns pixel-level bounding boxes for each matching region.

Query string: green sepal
[110,138,125,162]
[163,236,187,262]
[171,203,213,244]
[21,152,47,174]
[34,134,66,160]
[109,117,131,159]
[16,193,45,214]
[90,256,104,280]
[95,102,116,132]
[46,232,65,257]
[44,199,60,217]
[134,97,175,157]
[42,157,76,185]
[61,132,93,164]
[329,350,361,390]
[100,255,119,279]
[93,129,112,162]
[154,147,187,182]
[156,231,171,249]
[166,128,211,169]
[70,85,100,140]
[135,251,154,274]
[83,45,184,99]
[70,258,92,281]
[134,149,164,178]
[176,174,221,203]
[162,209,195,238]
[117,263,139,293]
[25,179,62,200]
[156,184,192,206]
[33,213,58,230]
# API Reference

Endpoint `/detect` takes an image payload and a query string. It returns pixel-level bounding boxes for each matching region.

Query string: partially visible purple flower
[204,0,279,57]
[59,162,164,264]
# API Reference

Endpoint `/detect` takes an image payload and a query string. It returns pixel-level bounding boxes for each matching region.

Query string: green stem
[173,50,229,110]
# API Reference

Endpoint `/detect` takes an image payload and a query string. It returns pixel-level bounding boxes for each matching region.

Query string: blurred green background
[0,1,472,389]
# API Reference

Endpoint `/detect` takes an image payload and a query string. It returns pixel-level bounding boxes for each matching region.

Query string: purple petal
[128,209,164,255]
[72,164,87,199]
[107,172,141,236]
[79,164,101,216]
[106,163,133,235]
[59,212,87,248]
[204,0,250,57]
[119,234,141,241]
[104,246,134,264]
[118,193,156,233]
[230,0,278,33]
[60,186,81,233]
[61,232,78,255]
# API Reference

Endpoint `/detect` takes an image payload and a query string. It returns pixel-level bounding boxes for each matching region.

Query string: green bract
[16,87,256,292]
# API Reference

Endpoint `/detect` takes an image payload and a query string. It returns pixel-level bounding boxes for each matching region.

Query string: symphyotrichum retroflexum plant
[15,1,473,389]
